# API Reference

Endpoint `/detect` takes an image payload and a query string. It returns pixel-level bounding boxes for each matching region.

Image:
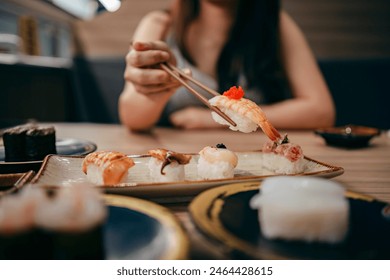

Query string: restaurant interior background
[0,0,389,129]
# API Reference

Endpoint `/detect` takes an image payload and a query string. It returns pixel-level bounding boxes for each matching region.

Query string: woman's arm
[261,11,336,129]
[119,11,180,131]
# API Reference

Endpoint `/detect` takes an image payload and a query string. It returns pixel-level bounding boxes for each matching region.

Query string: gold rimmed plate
[32,152,344,199]
[102,194,188,260]
[189,182,390,260]
[0,138,97,174]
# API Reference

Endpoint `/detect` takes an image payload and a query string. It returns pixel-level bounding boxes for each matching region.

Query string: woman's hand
[124,41,181,95]
[170,107,225,129]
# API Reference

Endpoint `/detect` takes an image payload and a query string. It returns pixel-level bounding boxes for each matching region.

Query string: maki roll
[82,151,135,185]
[0,184,107,260]
[2,124,33,162]
[34,183,107,259]
[25,126,57,161]
[147,149,192,182]
[0,187,51,259]
[2,124,57,162]
[197,144,238,179]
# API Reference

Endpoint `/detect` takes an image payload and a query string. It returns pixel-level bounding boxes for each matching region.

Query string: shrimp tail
[258,120,282,142]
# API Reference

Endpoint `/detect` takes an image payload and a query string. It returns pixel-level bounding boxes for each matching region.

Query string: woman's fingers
[127,49,170,67]
[124,40,184,95]
[124,67,170,85]
[124,66,181,94]
[129,40,177,66]
[132,41,170,52]
[133,82,180,95]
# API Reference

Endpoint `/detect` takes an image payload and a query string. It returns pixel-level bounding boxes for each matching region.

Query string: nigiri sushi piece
[250,177,349,244]
[82,151,135,185]
[209,86,281,142]
[261,138,306,174]
[148,149,192,182]
[197,144,238,179]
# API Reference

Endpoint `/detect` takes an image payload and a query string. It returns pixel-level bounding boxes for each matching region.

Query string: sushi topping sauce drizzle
[160,152,176,175]
[148,149,191,175]
[222,86,244,100]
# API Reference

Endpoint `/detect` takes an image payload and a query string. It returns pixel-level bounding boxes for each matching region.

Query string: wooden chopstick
[160,63,236,127]
[165,63,220,97]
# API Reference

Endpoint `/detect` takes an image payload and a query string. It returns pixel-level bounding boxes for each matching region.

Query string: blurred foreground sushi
[250,177,349,244]
[0,183,106,259]
[0,187,49,259]
[35,183,106,259]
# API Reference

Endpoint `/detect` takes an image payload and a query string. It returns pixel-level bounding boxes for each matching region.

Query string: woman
[119,0,335,131]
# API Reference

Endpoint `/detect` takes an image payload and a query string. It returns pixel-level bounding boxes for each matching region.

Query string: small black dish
[314,125,381,148]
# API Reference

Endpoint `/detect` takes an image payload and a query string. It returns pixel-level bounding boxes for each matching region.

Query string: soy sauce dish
[314,125,381,148]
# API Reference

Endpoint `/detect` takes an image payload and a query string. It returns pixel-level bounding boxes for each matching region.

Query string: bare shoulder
[279,10,308,47]
[280,10,300,33]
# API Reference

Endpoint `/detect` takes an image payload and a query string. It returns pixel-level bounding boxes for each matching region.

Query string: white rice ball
[197,156,235,179]
[250,176,349,244]
[148,157,185,182]
[211,110,258,133]
[85,165,130,185]
[85,165,105,185]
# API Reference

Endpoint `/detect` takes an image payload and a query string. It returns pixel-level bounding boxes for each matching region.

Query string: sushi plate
[102,195,188,259]
[0,138,97,174]
[189,182,390,260]
[32,152,344,200]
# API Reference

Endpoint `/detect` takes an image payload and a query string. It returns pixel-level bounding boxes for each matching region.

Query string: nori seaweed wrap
[2,124,56,162]
[25,126,57,161]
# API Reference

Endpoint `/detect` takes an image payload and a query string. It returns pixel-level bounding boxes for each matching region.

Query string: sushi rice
[148,157,185,182]
[197,146,238,179]
[250,176,349,244]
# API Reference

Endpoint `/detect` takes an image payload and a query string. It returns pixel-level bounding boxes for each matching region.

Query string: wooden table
[54,123,390,259]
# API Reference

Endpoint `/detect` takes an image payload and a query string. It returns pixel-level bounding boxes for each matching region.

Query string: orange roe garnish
[222,86,245,100]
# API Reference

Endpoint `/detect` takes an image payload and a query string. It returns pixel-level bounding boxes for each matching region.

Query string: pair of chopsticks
[160,63,236,127]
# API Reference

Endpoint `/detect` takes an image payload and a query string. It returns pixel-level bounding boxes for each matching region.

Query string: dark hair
[172,0,289,103]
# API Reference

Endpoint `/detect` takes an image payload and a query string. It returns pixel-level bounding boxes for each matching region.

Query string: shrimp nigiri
[209,86,282,142]
[82,151,135,185]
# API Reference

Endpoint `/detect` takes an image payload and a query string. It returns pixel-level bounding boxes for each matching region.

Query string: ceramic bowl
[314,125,381,148]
